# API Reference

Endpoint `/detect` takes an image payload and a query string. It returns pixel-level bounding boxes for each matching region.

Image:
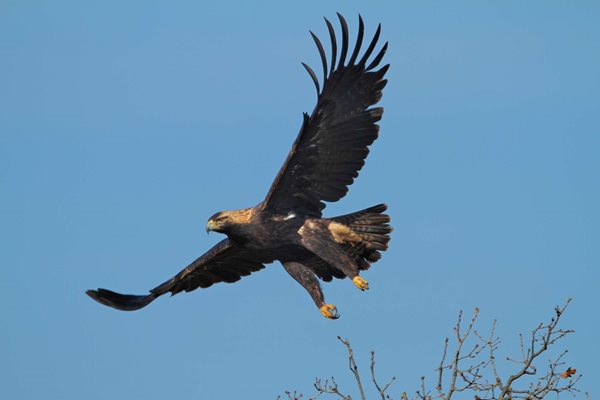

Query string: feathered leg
[282,261,339,319]
[299,222,361,280]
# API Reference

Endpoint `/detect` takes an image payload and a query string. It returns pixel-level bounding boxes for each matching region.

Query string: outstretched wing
[86,239,266,311]
[261,14,389,217]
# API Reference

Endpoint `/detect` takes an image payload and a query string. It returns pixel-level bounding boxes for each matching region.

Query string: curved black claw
[320,303,340,319]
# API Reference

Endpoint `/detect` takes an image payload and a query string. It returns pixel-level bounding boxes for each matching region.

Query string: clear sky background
[1,1,598,399]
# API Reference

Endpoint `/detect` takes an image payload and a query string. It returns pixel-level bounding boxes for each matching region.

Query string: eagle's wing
[86,239,266,311]
[261,14,389,217]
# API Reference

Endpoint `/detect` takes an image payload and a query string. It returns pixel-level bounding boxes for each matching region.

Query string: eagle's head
[206,208,254,234]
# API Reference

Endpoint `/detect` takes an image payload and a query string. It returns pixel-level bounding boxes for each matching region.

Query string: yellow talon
[353,276,369,291]
[319,304,339,319]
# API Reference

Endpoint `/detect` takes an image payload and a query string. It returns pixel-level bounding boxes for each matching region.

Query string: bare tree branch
[314,377,352,400]
[339,336,368,400]
[280,299,583,400]
[371,350,396,400]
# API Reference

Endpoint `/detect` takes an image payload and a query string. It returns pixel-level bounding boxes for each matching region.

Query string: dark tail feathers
[331,203,392,269]
[85,288,157,311]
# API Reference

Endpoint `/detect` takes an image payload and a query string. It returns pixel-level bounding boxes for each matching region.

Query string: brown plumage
[86,14,392,319]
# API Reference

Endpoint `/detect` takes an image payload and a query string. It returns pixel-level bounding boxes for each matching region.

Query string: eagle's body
[213,208,305,256]
[87,14,392,319]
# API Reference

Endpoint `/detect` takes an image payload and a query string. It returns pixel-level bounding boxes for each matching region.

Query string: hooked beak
[206,219,216,234]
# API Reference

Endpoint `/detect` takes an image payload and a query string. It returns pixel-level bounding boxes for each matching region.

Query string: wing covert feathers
[262,14,389,217]
[86,239,266,311]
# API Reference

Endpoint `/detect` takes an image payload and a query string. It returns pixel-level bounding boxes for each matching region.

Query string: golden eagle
[86,14,391,319]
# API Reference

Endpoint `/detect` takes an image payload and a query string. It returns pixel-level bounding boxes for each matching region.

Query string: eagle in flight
[86,14,391,319]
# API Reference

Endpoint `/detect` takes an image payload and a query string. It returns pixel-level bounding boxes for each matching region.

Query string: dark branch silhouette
[279,299,584,400]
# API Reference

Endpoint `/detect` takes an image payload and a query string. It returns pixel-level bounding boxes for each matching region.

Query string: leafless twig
[280,299,582,400]
[371,350,396,399]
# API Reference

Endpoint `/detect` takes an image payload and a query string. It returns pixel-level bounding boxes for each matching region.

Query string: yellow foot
[353,276,369,291]
[319,304,339,320]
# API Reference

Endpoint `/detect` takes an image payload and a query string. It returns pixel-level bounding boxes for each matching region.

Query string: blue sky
[1,1,598,399]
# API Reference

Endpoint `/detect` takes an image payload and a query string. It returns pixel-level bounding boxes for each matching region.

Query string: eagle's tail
[85,288,158,311]
[331,203,392,268]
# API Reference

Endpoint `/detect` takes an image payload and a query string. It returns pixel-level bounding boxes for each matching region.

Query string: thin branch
[371,351,396,400]
[499,299,573,400]
[338,336,367,400]
[284,299,580,400]
[314,377,351,400]
[446,308,480,400]
[437,337,449,395]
